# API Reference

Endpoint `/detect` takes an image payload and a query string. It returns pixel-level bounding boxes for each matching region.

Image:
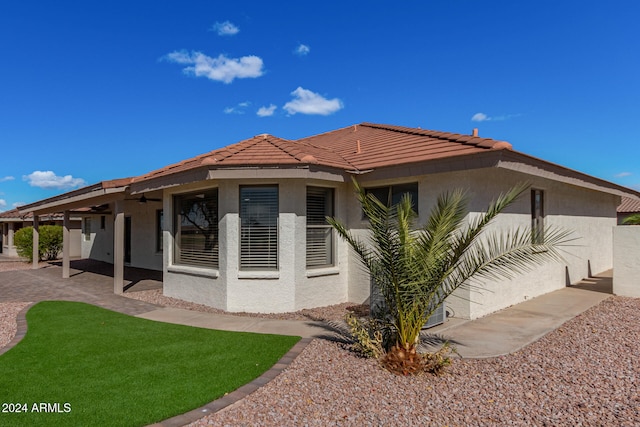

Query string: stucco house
[17,123,640,320]
[0,208,82,258]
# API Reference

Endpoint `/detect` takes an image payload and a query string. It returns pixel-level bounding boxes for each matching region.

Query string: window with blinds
[240,186,278,270]
[306,187,334,268]
[174,189,219,268]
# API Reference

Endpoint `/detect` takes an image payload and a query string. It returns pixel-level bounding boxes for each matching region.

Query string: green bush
[14,225,63,262]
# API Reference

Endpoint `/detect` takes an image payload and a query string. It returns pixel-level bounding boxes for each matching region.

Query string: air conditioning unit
[422,301,446,329]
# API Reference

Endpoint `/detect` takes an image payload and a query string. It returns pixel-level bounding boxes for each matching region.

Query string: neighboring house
[617,196,640,224]
[0,208,82,257]
[17,123,640,319]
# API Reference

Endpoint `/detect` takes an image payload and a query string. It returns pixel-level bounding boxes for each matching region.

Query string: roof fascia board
[131,166,346,194]
[19,187,127,215]
[497,150,640,198]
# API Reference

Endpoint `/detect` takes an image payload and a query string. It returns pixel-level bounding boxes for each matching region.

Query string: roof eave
[18,183,130,215]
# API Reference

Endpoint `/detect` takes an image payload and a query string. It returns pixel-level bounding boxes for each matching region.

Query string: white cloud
[283,87,343,116]
[0,199,6,210]
[0,176,14,182]
[23,171,86,190]
[13,201,25,208]
[164,51,264,84]
[616,172,633,178]
[224,101,251,115]
[471,112,489,122]
[210,21,239,36]
[294,44,310,56]
[471,112,521,122]
[257,104,277,117]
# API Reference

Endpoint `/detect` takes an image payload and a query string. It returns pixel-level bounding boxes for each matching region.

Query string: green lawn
[0,301,300,427]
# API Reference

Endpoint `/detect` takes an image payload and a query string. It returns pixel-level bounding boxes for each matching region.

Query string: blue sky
[1,1,639,211]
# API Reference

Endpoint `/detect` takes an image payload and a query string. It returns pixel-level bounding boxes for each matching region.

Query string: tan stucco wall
[81,201,162,271]
[613,226,640,297]
[345,167,617,320]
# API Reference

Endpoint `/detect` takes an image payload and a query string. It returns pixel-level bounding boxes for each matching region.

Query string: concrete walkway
[137,272,613,358]
[429,272,612,358]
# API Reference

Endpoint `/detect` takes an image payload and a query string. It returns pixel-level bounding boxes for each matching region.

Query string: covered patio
[16,178,164,295]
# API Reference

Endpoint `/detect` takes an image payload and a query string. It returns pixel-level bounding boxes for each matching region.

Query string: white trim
[306,266,340,278]
[167,264,219,278]
[237,271,280,279]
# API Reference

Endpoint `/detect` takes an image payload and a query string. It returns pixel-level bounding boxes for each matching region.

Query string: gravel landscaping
[125,289,362,322]
[188,296,640,427]
[1,258,638,426]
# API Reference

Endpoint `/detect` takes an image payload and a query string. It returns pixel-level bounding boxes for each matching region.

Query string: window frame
[531,189,545,244]
[239,185,279,271]
[306,186,335,269]
[173,189,219,268]
[363,182,419,217]
[83,217,91,241]
[156,209,163,253]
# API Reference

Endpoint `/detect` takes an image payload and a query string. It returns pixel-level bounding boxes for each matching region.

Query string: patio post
[114,200,125,294]
[62,210,70,278]
[32,215,39,269]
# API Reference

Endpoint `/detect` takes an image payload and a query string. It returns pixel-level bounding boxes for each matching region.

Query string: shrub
[13,225,63,262]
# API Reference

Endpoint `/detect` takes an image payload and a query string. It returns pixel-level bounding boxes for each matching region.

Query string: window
[240,186,278,270]
[83,217,91,241]
[365,182,418,214]
[306,187,334,268]
[156,210,163,252]
[100,215,106,230]
[174,190,218,268]
[531,189,544,244]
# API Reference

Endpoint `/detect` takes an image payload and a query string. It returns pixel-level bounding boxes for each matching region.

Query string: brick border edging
[147,337,313,427]
[0,302,35,357]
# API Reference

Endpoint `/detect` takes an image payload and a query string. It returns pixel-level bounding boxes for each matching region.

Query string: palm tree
[622,213,640,225]
[328,179,572,375]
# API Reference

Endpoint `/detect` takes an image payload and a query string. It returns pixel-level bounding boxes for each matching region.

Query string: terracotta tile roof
[0,208,71,221]
[136,134,354,181]
[297,123,512,170]
[0,208,22,219]
[618,196,640,213]
[135,123,511,182]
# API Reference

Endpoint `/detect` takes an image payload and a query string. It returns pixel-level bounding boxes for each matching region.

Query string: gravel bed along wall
[125,289,363,322]
[190,296,640,427]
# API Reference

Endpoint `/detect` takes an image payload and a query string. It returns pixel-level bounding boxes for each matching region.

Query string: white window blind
[240,186,278,270]
[174,189,219,268]
[306,187,334,268]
